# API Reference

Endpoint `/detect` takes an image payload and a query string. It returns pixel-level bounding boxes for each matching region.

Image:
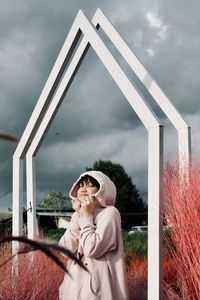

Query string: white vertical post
[26,155,37,239]
[178,127,191,166]
[148,126,164,300]
[12,158,24,253]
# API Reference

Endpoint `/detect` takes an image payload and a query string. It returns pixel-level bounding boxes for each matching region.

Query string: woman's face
[77,179,99,201]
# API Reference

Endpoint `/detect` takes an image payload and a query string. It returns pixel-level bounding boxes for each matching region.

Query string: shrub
[163,160,200,299]
[0,236,89,300]
[125,159,200,299]
[45,228,66,242]
[122,230,147,261]
[0,245,66,300]
[126,254,147,300]
[2,158,200,300]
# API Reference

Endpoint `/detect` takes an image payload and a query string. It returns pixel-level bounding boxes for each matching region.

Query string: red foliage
[1,160,199,299]
[126,160,200,299]
[163,160,200,300]
[126,254,147,300]
[0,244,66,300]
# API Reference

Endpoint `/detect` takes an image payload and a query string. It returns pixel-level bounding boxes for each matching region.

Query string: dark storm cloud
[139,0,200,114]
[0,0,200,211]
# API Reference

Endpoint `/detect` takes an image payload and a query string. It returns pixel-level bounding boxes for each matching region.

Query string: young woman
[59,170,129,300]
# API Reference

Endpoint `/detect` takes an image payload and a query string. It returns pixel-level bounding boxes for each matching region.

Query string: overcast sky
[0,0,200,212]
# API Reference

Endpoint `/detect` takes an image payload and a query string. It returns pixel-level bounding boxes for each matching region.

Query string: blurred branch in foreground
[0,132,19,143]
[0,236,87,273]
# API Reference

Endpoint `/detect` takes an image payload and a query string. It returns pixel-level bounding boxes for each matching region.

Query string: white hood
[69,170,116,207]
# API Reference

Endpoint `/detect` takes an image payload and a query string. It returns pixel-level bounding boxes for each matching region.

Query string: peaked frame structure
[12,8,191,300]
[92,9,191,165]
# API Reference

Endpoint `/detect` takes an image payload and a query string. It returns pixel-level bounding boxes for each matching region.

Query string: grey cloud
[0,0,200,211]
[34,133,122,201]
[37,55,141,147]
[36,125,157,203]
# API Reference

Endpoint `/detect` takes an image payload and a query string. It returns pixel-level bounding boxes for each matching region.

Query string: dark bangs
[79,175,100,188]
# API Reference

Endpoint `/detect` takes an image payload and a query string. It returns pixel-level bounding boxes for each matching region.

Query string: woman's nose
[80,186,86,191]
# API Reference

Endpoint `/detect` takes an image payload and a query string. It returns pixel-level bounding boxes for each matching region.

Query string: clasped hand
[72,196,95,215]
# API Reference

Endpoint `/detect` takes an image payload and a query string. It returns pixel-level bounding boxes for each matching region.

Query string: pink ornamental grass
[163,160,200,300]
[1,159,200,299]
[126,254,147,300]
[0,244,65,300]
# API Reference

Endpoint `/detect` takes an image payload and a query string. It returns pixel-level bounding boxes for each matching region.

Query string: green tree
[86,160,147,228]
[38,191,69,210]
[38,192,71,227]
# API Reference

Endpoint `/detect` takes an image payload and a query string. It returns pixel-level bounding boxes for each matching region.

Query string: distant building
[0,210,73,236]
[36,209,73,232]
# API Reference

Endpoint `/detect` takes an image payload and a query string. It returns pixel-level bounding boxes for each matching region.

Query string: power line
[0,189,12,200]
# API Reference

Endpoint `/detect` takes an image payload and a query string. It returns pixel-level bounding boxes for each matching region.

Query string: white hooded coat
[59,171,129,300]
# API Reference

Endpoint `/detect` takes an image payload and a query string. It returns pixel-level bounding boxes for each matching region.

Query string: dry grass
[0,245,65,300]
[126,254,147,300]
[1,160,199,299]
[163,160,200,300]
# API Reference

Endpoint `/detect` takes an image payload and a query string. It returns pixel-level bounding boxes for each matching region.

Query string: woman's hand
[71,198,81,212]
[80,196,95,216]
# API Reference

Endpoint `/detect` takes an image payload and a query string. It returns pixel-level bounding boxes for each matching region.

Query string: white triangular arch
[92,9,191,165]
[12,8,189,300]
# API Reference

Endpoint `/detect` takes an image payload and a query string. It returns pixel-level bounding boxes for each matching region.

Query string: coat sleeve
[58,212,80,253]
[78,206,121,259]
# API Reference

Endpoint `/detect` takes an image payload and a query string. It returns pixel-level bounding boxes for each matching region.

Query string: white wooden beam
[12,158,23,254]
[26,156,37,239]
[148,126,164,300]
[92,8,191,165]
